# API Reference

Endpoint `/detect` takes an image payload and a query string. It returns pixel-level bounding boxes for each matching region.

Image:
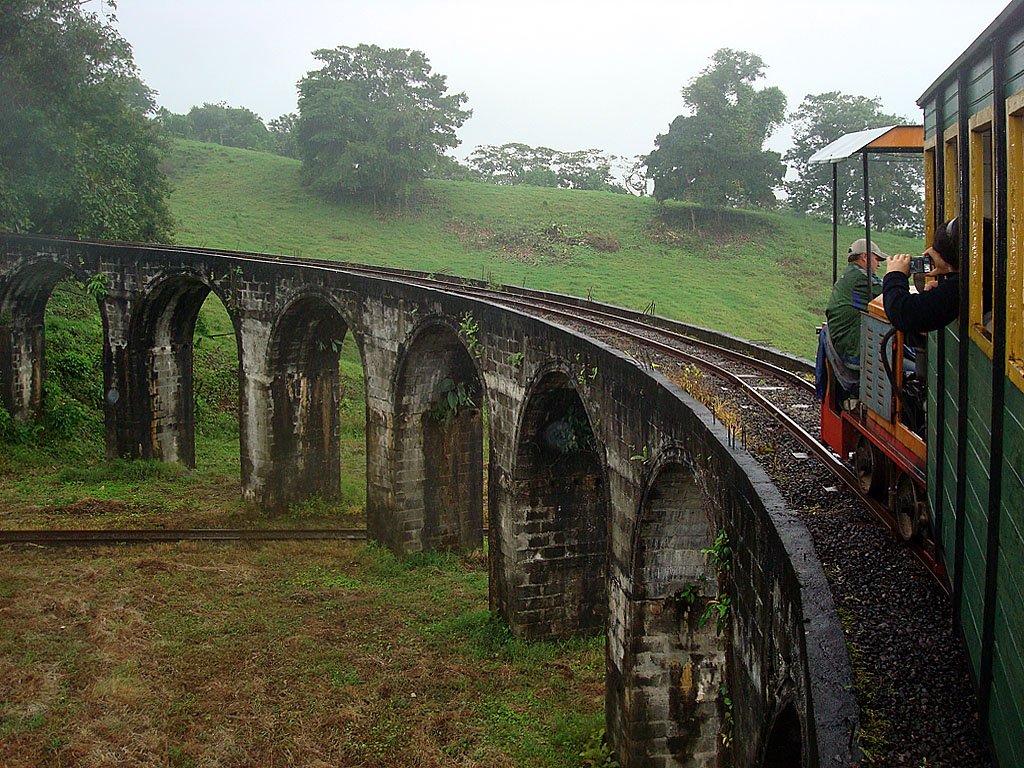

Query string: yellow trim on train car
[924,138,937,246]
[943,126,959,222]
[968,107,994,358]
[1007,91,1024,393]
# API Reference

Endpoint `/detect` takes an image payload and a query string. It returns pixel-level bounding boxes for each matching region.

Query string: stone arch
[761,701,803,768]
[125,272,240,466]
[266,293,353,509]
[0,258,93,421]
[501,367,609,641]
[382,318,485,553]
[620,456,725,767]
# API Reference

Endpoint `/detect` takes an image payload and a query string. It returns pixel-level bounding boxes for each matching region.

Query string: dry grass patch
[0,541,604,767]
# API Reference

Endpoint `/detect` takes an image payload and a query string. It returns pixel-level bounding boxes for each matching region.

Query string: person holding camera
[883,218,960,333]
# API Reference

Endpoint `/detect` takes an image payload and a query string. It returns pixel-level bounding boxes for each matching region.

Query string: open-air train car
[818,3,1024,765]
[918,3,1024,763]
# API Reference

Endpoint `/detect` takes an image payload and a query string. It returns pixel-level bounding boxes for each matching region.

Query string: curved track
[6,241,947,592]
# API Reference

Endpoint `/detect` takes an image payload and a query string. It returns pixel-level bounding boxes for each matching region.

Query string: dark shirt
[881,271,960,333]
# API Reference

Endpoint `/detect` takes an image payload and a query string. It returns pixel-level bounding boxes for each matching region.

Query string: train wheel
[895,473,918,542]
[855,437,885,497]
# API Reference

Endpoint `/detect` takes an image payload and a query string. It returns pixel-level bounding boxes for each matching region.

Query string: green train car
[918,1,1024,763]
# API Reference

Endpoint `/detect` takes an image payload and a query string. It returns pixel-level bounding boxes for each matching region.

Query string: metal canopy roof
[808,125,924,164]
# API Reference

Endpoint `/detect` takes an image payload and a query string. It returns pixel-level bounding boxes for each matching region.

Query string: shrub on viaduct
[0,235,858,767]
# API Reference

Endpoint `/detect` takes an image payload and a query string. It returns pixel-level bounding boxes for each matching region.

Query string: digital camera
[909,255,932,273]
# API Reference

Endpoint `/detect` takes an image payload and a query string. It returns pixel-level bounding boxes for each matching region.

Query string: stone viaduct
[0,234,858,767]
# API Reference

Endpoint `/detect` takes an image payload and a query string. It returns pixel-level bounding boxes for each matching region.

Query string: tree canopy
[295,44,471,203]
[0,0,173,240]
[156,102,272,150]
[646,49,786,208]
[785,91,924,235]
[466,143,625,192]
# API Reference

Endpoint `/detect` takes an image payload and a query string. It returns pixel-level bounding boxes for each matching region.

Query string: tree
[467,143,624,192]
[554,149,624,192]
[185,102,273,151]
[623,155,649,196]
[785,91,924,235]
[268,112,299,158]
[426,153,477,182]
[154,107,194,139]
[0,0,173,240]
[646,49,786,208]
[295,44,471,203]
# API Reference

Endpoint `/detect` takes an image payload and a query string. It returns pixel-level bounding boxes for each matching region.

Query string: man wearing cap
[815,238,887,400]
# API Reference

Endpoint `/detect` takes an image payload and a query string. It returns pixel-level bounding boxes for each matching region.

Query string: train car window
[924,142,937,245]
[969,108,995,353]
[1006,91,1024,391]
[944,129,959,217]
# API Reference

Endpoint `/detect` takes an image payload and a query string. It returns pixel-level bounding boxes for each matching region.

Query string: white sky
[106,0,1010,161]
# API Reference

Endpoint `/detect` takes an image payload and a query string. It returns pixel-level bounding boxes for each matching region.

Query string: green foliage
[56,458,184,485]
[458,312,482,358]
[698,593,732,636]
[295,44,471,203]
[574,353,598,386]
[0,403,40,444]
[719,684,735,748]
[647,49,786,208]
[155,102,274,153]
[164,139,924,359]
[784,91,924,236]
[562,402,596,454]
[507,351,525,367]
[0,0,173,240]
[669,581,702,607]
[426,153,477,182]
[702,530,732,572]
[467,143,626,193]
[430,377,476,424]
[628,445,649,464]
[267,112,299,159]
[698,530,733,636]
[579,729,620,767]
[84,272,109,301]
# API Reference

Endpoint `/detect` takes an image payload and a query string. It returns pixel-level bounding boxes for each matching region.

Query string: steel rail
[11,237,946,591]
[0,528,367,545]
[28,236,809,387]
[476,296,951,596]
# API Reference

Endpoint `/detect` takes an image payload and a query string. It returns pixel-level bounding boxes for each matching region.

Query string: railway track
[313,255,950,593]
[0,528,367,545]
[9,239,985,764]
[9,241,945,592]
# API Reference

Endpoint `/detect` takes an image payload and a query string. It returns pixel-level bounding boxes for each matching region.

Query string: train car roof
[808,125,924,164]
[918,0,1024,104]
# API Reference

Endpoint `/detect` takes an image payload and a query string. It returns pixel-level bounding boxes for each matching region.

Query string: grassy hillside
[164,139,924,360]
[0,140,927,765]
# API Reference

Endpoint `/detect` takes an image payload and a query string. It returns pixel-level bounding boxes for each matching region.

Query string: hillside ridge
[165,138,924,358]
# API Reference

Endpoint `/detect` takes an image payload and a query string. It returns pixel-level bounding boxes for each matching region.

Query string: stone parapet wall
[0,234,856,767]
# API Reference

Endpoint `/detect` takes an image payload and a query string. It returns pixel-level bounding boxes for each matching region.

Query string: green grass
[164,138,924,360]
[2,142,920,761]
[3,138,922,527]
[0,540,606,766]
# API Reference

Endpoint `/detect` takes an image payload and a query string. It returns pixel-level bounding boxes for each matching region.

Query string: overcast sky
[108,0,1009,161]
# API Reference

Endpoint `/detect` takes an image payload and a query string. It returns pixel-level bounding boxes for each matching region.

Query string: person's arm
[882,271,958,333]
